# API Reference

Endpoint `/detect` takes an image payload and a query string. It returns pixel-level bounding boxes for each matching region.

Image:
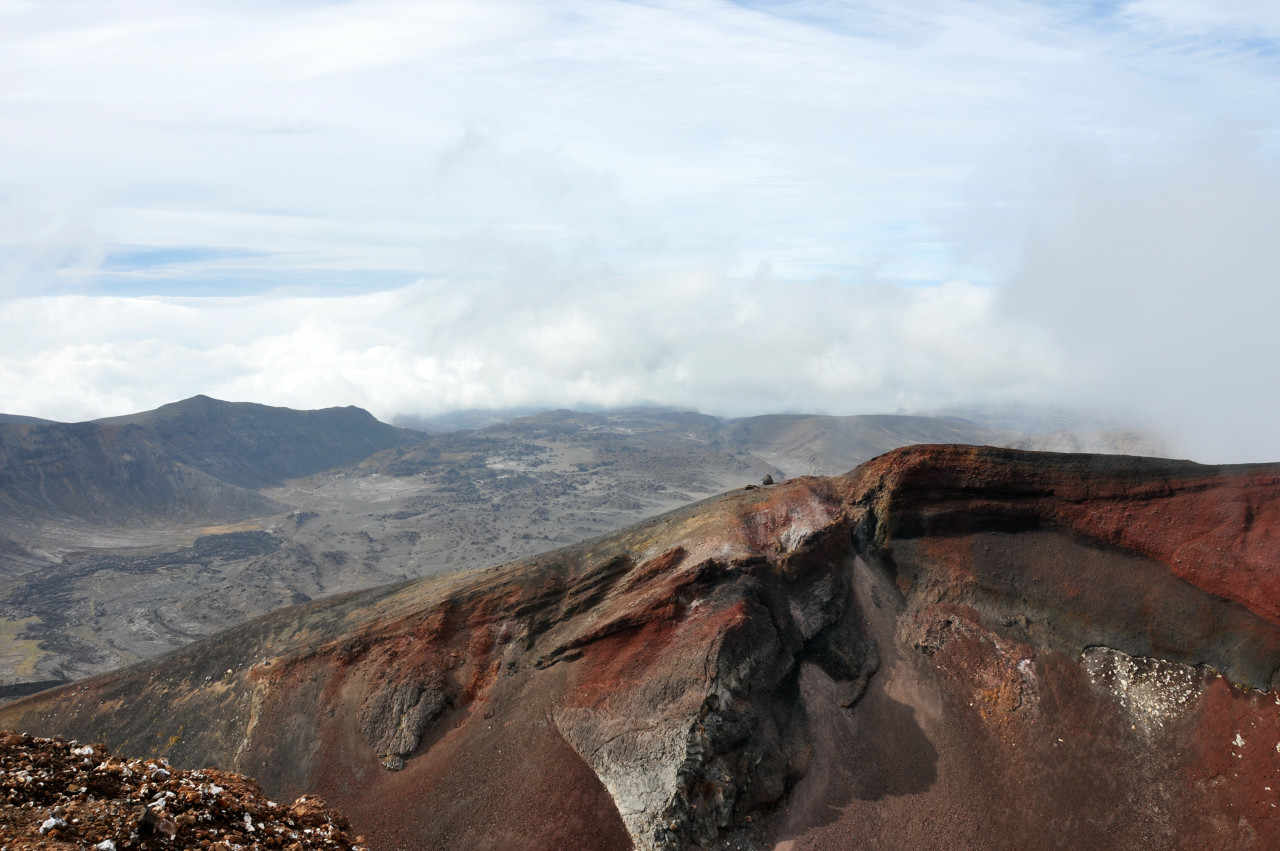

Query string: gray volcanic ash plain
[0,397,1158,693]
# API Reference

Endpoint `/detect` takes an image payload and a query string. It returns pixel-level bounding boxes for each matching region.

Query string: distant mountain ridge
[0,396,1170,538]
[720,413,1019,476]
[0,396,420,524]
[365,409,1027,481]
[95,395,418,488]
[0,420,279,525]
[0,414,56,425]
[0,397,1171,690]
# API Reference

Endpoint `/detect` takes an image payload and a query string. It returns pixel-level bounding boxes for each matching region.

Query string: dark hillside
[96,395,419,488]
[0,421,278,524]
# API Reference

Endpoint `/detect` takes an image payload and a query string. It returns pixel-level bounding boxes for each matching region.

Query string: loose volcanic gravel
[0,731,368,850]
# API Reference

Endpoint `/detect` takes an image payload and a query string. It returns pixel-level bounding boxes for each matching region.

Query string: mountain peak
[93,396,417,488]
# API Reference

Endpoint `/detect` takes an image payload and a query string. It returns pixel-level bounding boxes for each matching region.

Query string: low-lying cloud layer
[0,273,1053,425]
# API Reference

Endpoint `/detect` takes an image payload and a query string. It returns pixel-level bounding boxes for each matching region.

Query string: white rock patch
[1082,646,1200,736]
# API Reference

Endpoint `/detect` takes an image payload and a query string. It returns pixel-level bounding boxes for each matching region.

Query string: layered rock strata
[3,446,1280,849]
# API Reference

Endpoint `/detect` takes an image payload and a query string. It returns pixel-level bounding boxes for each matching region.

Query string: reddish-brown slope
[3,446,1280,850]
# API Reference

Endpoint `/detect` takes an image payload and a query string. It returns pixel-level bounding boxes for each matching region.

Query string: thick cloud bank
[0,274,1052,426]
[997,140,1280,463]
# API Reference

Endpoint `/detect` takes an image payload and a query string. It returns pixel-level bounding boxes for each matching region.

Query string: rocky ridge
[0,396,419,528]
[6,445,1279,849]
[0,406,1030,688]
[95,396,417,490]
[6,446,1269,849]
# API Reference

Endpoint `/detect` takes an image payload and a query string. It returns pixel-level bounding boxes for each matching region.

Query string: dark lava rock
[359,669,449,757]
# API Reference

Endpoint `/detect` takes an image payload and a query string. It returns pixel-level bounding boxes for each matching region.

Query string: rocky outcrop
[358,668,449,759]
[0,730,363,850]
[3,446,1280,849]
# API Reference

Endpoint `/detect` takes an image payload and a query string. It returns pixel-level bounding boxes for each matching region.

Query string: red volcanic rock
[3,445,1280,850]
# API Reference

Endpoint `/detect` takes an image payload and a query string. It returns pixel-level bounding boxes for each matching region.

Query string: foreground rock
[3,445,1279,849]
[0,730,363,850]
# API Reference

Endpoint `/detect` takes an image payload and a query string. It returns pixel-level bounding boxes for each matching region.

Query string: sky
[1,0,1279,460]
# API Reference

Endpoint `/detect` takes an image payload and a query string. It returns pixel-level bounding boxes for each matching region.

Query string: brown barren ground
[3,445,1279,850]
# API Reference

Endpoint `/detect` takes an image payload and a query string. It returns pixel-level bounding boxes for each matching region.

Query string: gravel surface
[0,731,366,850]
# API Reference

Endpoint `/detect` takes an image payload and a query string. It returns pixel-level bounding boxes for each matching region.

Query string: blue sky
[1,0,1279,459]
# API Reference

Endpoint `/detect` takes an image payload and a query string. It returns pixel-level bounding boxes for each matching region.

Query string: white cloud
[994,132,1280,462]
[13,0,1274,289]
[1,1,1279,458]
[0,274,1053,423]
